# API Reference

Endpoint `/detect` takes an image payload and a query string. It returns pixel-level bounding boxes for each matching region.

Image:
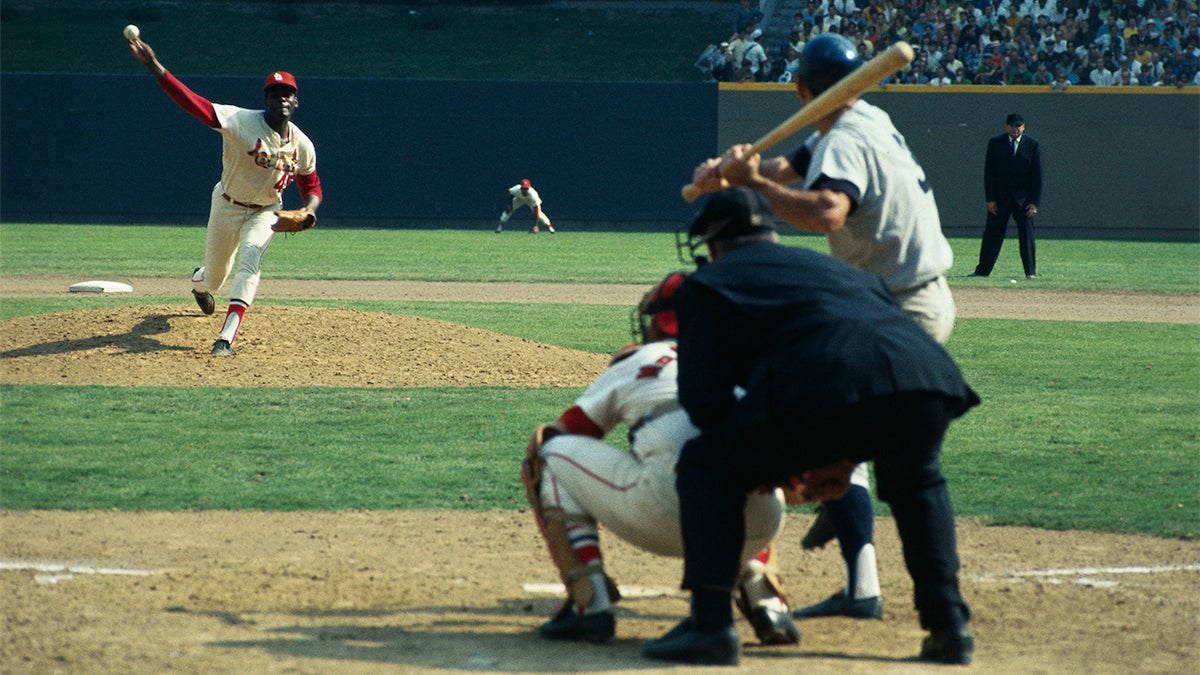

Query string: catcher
[129,37,321,356]
[520,272,800,646]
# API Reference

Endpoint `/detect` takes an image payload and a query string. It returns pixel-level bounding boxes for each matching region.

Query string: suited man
[971,113,1043,279]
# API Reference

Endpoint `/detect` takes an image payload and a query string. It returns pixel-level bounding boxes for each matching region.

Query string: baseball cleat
[495,225,503,233]
[211,339,232,356]
[792,592,882,620]
[920,627,974,665]
[192,289,215,315]
[642,618,740,666]
[547,225,556,233]
[748,606,801,645]
[538,602,615,644]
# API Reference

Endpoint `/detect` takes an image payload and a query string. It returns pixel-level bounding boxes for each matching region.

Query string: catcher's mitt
[272,208,315,233]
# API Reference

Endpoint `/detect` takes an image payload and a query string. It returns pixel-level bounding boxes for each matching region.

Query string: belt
[891,275,944,297]
[221,192,268,209]
[628,400,684,438]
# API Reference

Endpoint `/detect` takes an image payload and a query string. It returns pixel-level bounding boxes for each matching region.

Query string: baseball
[123,24,140,41]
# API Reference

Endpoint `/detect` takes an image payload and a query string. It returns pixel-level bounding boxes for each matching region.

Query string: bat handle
[680,183,703,203]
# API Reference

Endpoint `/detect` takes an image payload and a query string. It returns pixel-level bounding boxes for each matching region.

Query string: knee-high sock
[217,301,247,343]
[824,484,881,599]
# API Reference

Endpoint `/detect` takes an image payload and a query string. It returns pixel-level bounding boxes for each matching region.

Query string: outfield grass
[1,224,1197,292]
[1,225,1197,539]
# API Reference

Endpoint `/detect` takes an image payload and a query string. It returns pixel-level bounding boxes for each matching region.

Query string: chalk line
[0,559,155,577]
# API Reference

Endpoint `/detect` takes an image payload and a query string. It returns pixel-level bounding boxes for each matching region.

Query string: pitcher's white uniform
[538,340,784,560]
[193,103,317,306]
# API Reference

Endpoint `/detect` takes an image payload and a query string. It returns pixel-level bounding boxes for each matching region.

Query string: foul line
[972,562,1200,582]
[0,559,155,577]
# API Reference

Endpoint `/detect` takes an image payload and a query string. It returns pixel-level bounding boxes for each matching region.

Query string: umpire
[971,112,1042,278]
[643,188,980,666]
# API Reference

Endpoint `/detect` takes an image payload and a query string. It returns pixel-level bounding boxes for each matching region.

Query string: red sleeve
[556,406,604,439]
[296,170,323,202]
[157,69,219,128]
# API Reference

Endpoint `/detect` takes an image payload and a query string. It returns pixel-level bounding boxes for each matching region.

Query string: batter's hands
[717,144,763,188]
[691,157,730,195]
[986,201,998,215]
[1025,203,1038,217]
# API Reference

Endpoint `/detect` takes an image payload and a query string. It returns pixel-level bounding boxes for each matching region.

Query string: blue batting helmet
[795,34,862,95]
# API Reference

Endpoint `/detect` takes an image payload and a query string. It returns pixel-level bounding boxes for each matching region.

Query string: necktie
[1011,137,1019,155]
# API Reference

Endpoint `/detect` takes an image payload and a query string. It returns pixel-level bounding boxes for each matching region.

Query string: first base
[69,280,133,294]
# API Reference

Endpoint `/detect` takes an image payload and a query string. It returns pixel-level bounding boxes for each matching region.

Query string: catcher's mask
[630,271,688,343]
[676,187,775,266]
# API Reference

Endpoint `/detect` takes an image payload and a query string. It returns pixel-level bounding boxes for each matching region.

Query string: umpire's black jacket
[673,240,978,477]
[984,132,1042,206]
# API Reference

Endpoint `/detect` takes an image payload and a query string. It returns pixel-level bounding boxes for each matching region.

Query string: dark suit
[974,132,1042,277]
[673,240,978,633]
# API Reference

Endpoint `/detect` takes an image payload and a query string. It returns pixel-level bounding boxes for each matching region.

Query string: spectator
[695,41,735,82]
[1114,63,1136,85]
[733,0,764,34]
[943,42,966,75]
[743,28,770,80]
[1032,60,1054,83]
[728,27,750,68]
[931,64,956,84]
[1089,58,1116,84]
[1050,65,1073,89]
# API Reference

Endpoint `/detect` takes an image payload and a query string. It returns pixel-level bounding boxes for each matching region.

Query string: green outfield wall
[720,84,1199,241]
[1,74,1196,240]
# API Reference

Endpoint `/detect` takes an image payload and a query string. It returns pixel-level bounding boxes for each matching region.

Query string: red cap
[264,71,298,93]
[520,179,532,189]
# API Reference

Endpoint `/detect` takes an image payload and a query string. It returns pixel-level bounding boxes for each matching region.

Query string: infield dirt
[1,277,1197,674]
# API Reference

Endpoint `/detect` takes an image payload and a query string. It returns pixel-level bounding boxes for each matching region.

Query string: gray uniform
[791,100,956,342]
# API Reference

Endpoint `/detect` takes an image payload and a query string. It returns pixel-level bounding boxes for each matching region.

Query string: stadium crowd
[695,0,1200,87]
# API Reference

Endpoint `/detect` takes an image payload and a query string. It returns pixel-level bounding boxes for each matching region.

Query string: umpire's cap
[687,187,775,244]
[795,34,862,95]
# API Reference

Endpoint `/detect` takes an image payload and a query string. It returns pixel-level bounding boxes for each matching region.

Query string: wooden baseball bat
[681,41,915,203]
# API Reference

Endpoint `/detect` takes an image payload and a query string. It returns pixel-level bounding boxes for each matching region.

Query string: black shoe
[642,618,739,666]
[801,506,836,550]
[192,289,215,315]
[920,626,974,665]
[538,602,615,643]
[748,606,800,645]
[966,272,987,278]
[211,339,232,356]
[1026,274,1037,279]
[792,592,882,620]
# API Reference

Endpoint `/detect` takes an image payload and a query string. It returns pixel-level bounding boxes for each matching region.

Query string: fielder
[498,179,555,233]
[520,272,798,646]
[689,34,958,625]
[128,38,322,356]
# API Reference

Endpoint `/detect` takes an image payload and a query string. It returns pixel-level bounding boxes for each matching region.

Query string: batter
[690,34,957,625]
[128,38,322,356]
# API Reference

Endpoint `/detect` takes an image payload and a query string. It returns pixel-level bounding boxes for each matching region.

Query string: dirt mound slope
[0,305,608,388]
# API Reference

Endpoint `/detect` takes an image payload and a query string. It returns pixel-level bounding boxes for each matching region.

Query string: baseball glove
[272,208,315,233]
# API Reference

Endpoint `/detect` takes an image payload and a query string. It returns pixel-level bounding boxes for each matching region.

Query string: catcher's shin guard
[520,427,619,611]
